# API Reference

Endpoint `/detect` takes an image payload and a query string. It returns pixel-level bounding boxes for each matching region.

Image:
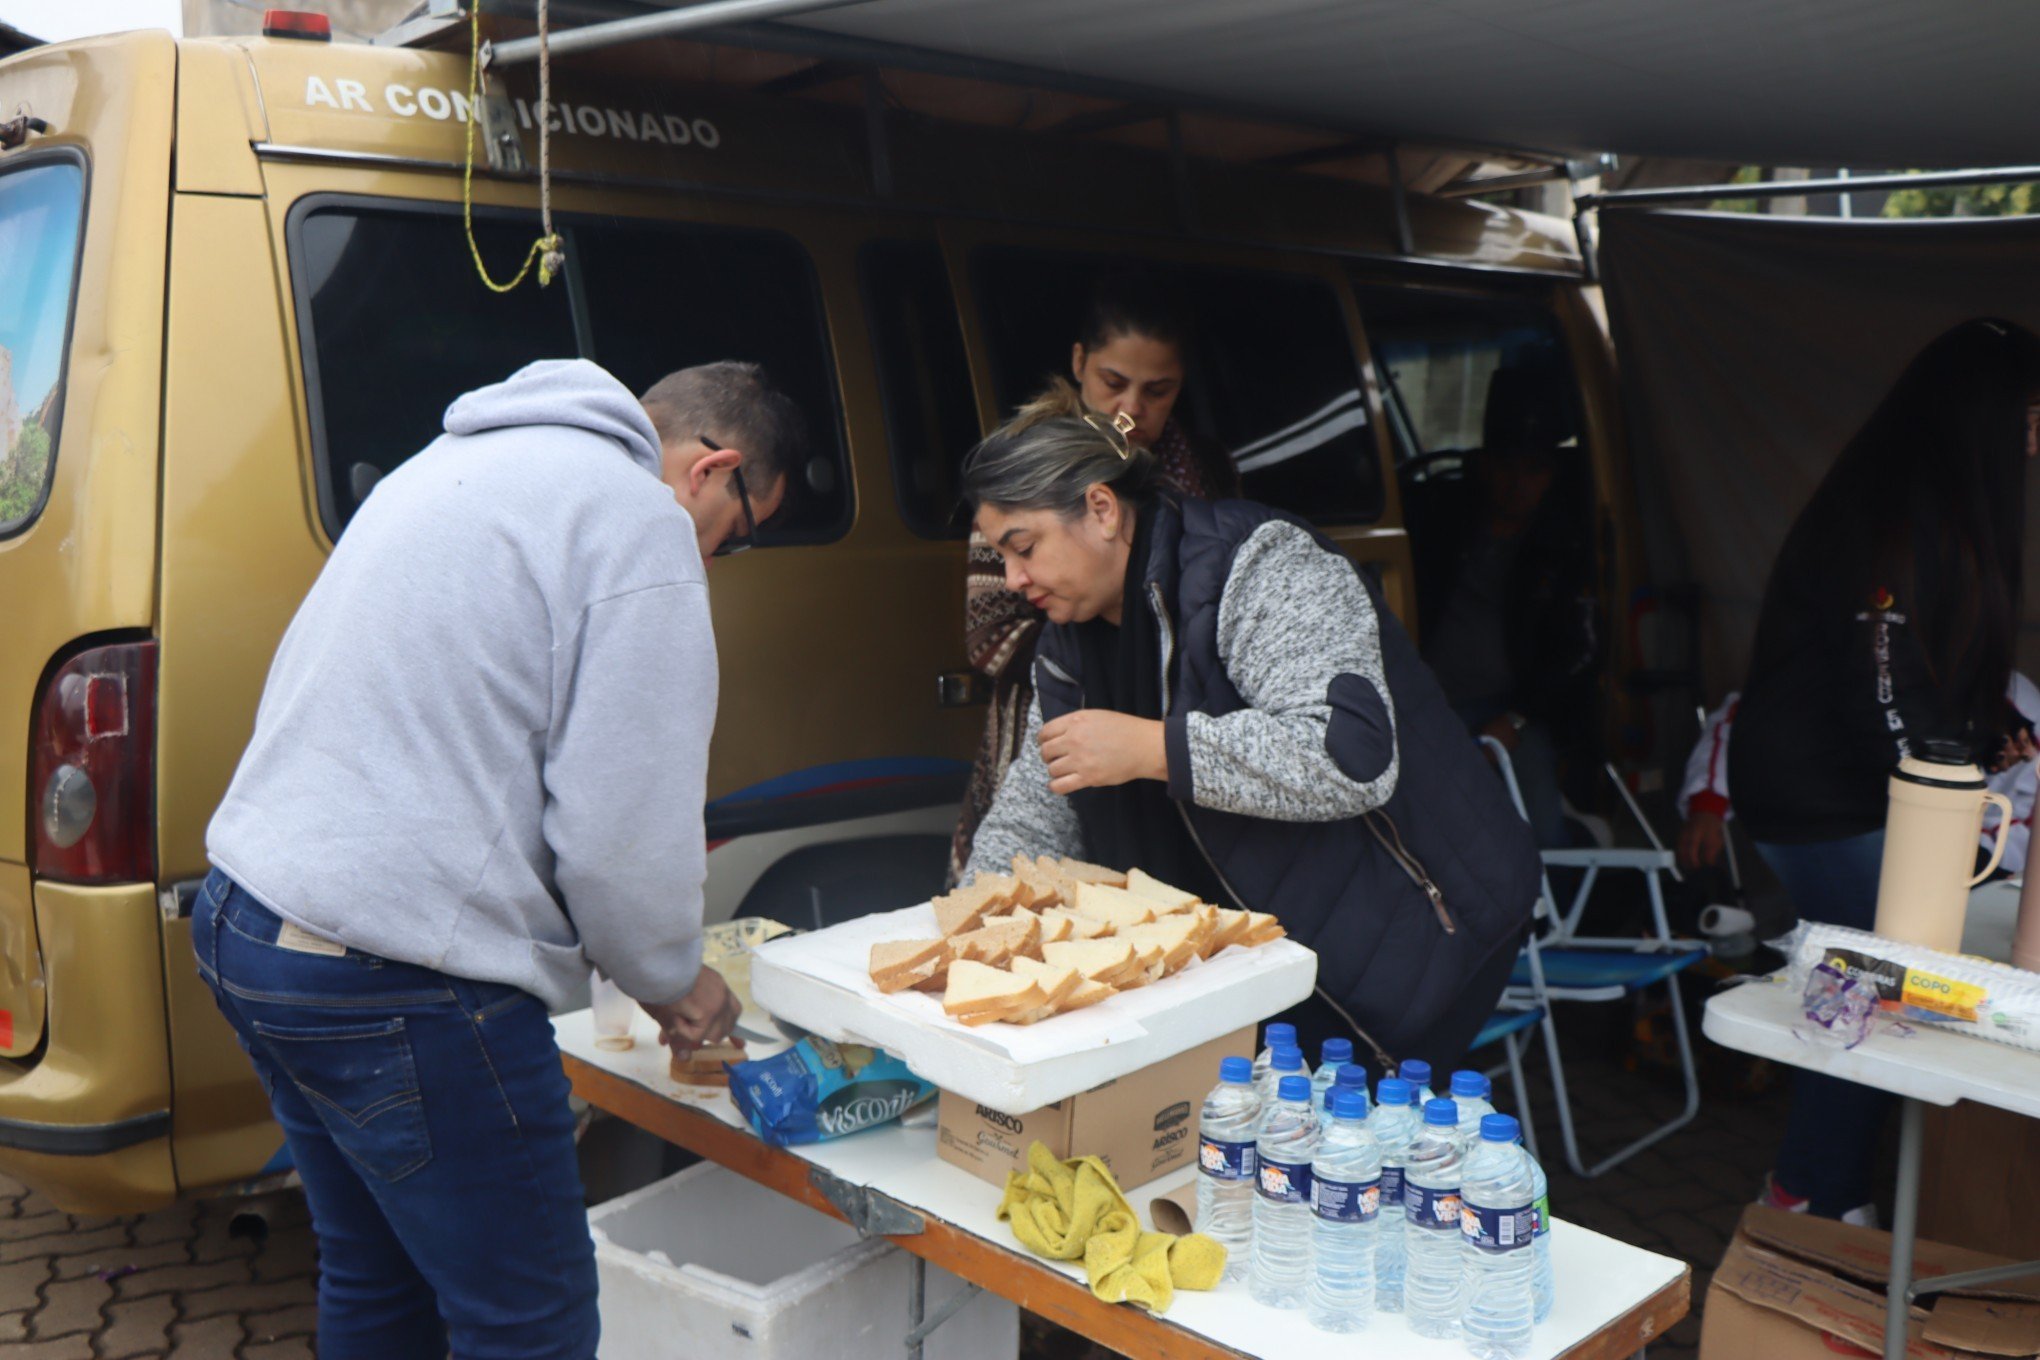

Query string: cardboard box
[1699,1206,2040,1360]
[935,1025,1255,1193]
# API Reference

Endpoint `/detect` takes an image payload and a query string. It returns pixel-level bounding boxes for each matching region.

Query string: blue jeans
[1755,832,1892,1218]
[193,871,599,1359]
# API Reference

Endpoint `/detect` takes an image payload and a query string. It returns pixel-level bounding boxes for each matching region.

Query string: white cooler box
[589,1161,1018,1360]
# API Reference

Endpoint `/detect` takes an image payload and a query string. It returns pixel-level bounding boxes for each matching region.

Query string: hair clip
[1082,410,1139,461]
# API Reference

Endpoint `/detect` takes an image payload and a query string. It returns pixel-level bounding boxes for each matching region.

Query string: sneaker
[1758,1174,1809,1213]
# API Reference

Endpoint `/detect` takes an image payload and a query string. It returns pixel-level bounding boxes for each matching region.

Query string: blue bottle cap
[1334,1062,1369,1089]
[1271,1045,1305,1072]
[1400,1059,1433,1087]
[1220,1056,1253,1084]
[1450,1070,1491,1099]
[1265,1022,1297,1047]
[1278,1075,1312,1103]
[1481,1114,1521,1143]
[1376,1077,1414,1106]
[1321,1037,1354,1066]
[1423,1098,1459,1127]
[1331,1089,1368,1120]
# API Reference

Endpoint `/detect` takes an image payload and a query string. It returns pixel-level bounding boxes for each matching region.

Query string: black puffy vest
[1034,498,1538,1059]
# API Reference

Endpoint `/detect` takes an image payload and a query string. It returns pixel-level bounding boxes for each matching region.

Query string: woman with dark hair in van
[958,384,1539,1074]
[1732,318,2040,1224]
[949,271,1237,881]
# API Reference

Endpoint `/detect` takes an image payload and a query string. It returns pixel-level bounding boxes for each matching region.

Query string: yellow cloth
[994,1141,1227,1313]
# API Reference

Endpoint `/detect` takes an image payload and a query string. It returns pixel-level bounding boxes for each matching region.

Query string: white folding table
[556,1009,1688,1360]
[1702,976,2040,1360]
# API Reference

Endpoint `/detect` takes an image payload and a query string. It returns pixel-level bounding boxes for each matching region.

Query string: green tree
[1882,179,2040,219]
[0,416,51,525]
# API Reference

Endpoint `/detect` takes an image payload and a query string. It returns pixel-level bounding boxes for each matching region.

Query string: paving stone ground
[2,969,1798,1358]
[0,1177,318,1359]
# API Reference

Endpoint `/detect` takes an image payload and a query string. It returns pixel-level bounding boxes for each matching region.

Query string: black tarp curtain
[1599,209,2040,708]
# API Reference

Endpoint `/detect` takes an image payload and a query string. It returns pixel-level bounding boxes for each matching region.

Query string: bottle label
[1404,1182,1462,1230]
[1380,1164,1406,1206]
[1533,1192,1551,1238]
[1461,1199,1537,1252]
[1312,1174,1381,1223]
[1198,1136,1257,1182]
[1257,1155,1313,1205]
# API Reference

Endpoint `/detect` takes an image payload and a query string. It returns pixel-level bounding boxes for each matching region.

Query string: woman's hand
[1039,710,1168,795]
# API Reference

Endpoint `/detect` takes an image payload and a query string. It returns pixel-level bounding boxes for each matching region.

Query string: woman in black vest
[960,385,1539,1075]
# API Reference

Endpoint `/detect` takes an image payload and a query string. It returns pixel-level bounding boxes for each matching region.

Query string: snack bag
[728,1037,934,1147]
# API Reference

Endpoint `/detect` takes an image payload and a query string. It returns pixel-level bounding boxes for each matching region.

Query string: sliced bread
[942,961,1046,1022]
[869,938,949,993]
[1125,867,1201,913]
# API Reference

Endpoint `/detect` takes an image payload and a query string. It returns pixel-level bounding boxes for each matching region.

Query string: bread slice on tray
[1005,958,1083,1022]
[1125,868,1201,913]
[1042,938,1137,981]
[869,938,949,994]
[1071,882,1157,932]
[1056,856,1129,887]
[1041,907,1107,940]
[933,875,1013,936]
[943,960,1047,1026]
[1242,911,1287,946]
[1121,916,1201,974]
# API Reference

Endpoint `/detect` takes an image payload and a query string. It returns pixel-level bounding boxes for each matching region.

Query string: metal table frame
[563,1053,1689,1360]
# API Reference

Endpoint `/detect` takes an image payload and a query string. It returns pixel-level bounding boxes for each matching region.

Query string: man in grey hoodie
[193,358,801,1360]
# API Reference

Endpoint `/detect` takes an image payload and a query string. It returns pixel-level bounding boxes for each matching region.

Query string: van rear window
[970,247,1383,525]
[0,158,86,535]
[290,199,850,544]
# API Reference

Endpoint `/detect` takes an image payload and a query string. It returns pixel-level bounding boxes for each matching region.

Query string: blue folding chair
[1481,737,1710,1178]
[1468,1000,1546,1164]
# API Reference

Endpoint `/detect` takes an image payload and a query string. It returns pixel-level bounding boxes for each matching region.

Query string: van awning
[490,0,2040,169]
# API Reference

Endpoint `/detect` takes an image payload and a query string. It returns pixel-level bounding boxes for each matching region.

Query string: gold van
[0,20,1627,1211]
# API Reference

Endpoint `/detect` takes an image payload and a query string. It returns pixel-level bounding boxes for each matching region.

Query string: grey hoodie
[208,360,715,1011]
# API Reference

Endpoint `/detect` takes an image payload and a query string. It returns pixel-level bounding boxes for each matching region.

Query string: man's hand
[1040,710,1167,796]
[641,966,744,1059]
[1676,811,1727,871]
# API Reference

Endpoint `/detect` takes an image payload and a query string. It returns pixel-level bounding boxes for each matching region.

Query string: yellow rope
[462,0,562,292]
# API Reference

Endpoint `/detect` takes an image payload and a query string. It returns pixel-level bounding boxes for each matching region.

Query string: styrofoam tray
[749,903,1317,1114]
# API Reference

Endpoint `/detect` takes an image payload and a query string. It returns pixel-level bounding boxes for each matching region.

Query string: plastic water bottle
[1311,1038,1354,1121]
[1450,1071,1497,1145]
[1250,1075,1320,1309]
[1400,1058,1438,1104]
[1324,1062,1369,1127]
[1460,1114,1537,1358]
[1196,1057,1262,1282]
[1306,1089,1380,1333]
[1371,1077,1418,1313]
[1260,1044,1307,1107]
[1252,1022,1297,1089]
[1402,1098,1466,1339]
[1526,1138,1555,1322]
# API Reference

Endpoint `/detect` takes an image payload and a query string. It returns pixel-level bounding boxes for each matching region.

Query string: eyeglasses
[701,435,757,557]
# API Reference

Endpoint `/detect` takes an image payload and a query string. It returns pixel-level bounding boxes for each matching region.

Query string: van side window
[1354,285,1595,653]
[290,200,851,544]
[293,204,578,534]
[859,240,979,538]
[0,159,86,535]
[1354,288,1584,482]
[575,221,850,545]
[969,247,1383,525]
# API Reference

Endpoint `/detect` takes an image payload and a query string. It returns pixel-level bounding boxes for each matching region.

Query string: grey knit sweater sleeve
[1163,521,1399,821]
[964,692,1084,879]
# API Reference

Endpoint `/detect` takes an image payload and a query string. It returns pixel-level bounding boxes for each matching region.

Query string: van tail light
[30,640,156,885]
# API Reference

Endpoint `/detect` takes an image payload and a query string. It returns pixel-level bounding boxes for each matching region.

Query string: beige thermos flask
[1873,743,2013,953]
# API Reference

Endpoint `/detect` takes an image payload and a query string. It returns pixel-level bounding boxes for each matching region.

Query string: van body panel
[0,32,173,862]
[161,912,281,1196]
[0,33,173,1076]
[173,40,267,197]
[155,192,322,887]
[0,883,175,1212]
